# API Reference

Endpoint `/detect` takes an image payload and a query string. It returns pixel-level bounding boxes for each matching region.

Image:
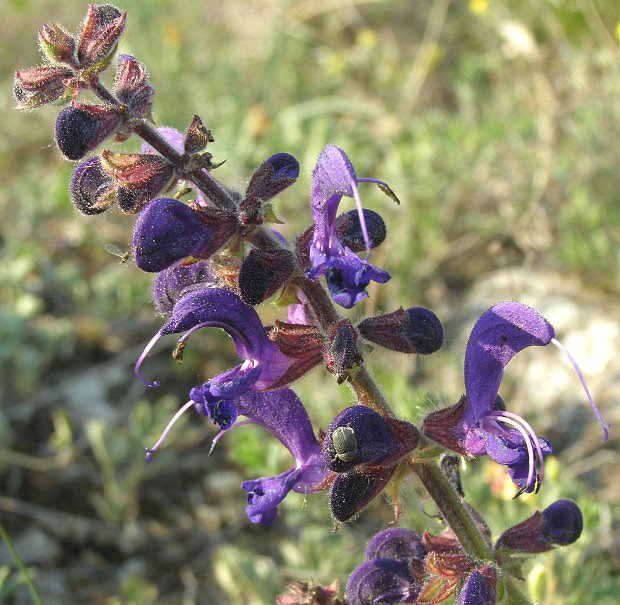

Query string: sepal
[336,209,387,252]
[100,151,174,212]
[76,4,126,71]
[324,319,363,381]
[184,114,213,155]
[422,396,472,457]
[238,248,295,305]
[113,54,154,117]
[14,66,74,110]
[37,22,76,65]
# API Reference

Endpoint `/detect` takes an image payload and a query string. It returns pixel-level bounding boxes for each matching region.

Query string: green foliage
[1,0,618,603]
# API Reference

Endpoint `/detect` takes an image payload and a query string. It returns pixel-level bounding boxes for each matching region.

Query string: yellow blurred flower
[469,0,489,16]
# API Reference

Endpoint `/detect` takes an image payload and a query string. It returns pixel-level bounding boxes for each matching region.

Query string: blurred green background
[1,0,618,603]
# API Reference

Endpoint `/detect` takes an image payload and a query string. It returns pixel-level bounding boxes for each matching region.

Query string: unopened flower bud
[70,156,116,215]
[238,248,295,305]
[336,209,387,252]
[456,570,496,605]
[132,198,237,272]
[246,152,300,202]
[345,559,420,605]
[77,4,126,71]
[365,528,426,564]
[113,54,154,117]
[14,66,73,110]
[357,307,444,355]
[55,103,122,160]
[38,22,76,65]
[495,499,583,554]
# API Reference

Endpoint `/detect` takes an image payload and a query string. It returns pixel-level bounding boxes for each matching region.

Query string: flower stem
[409,458,492,561]
[0,522,44,605]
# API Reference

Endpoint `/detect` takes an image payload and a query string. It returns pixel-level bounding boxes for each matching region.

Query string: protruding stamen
[357,178,401,205]
[494,410,546,482]
[135,330,163,387]
[551,337,610,441]
[349,178,372,259]
[145,399,195,462]
[487,413,537,493]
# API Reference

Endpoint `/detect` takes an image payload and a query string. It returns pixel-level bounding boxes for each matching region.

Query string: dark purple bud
[55,103,122,160]
[245,152,300,202]
[113,54,154,117]
[345,559,420,605]
[100,150,174,213]
[133,198,237,272]
[14,66,73,110]
[456,570,496,605]
[38,22,76,65]
[495,499,582,554]
[324,319,363,381]
[184,114,213,155]
[77,4,126,70]
[238,248,295,305]
[542,499,583,546]
[70,156,116,215]
[330,466,396,523]
[153,260,215,316]
[365,528,426,564]
[358,307,444,355]
[336,209,387,252]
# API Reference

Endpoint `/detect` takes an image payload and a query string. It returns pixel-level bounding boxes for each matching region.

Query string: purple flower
[308,145,395,308]
[456,570,496,605]
[138,288,321,459]
[345,559,420,605]
[365,528,427,563]
[236,389,326,524]
[454,302,608,495]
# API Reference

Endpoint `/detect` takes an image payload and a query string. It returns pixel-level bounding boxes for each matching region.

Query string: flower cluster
[16,5,610,604]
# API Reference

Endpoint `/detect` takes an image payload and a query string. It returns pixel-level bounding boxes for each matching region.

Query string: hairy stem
[410,458,492,561]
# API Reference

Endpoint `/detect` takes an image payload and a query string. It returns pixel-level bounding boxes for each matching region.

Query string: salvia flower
[69,156,116,215]
[425,301,608,495]
[308,145,397,308]
[234,389,326,524]
[138,288,322,458]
